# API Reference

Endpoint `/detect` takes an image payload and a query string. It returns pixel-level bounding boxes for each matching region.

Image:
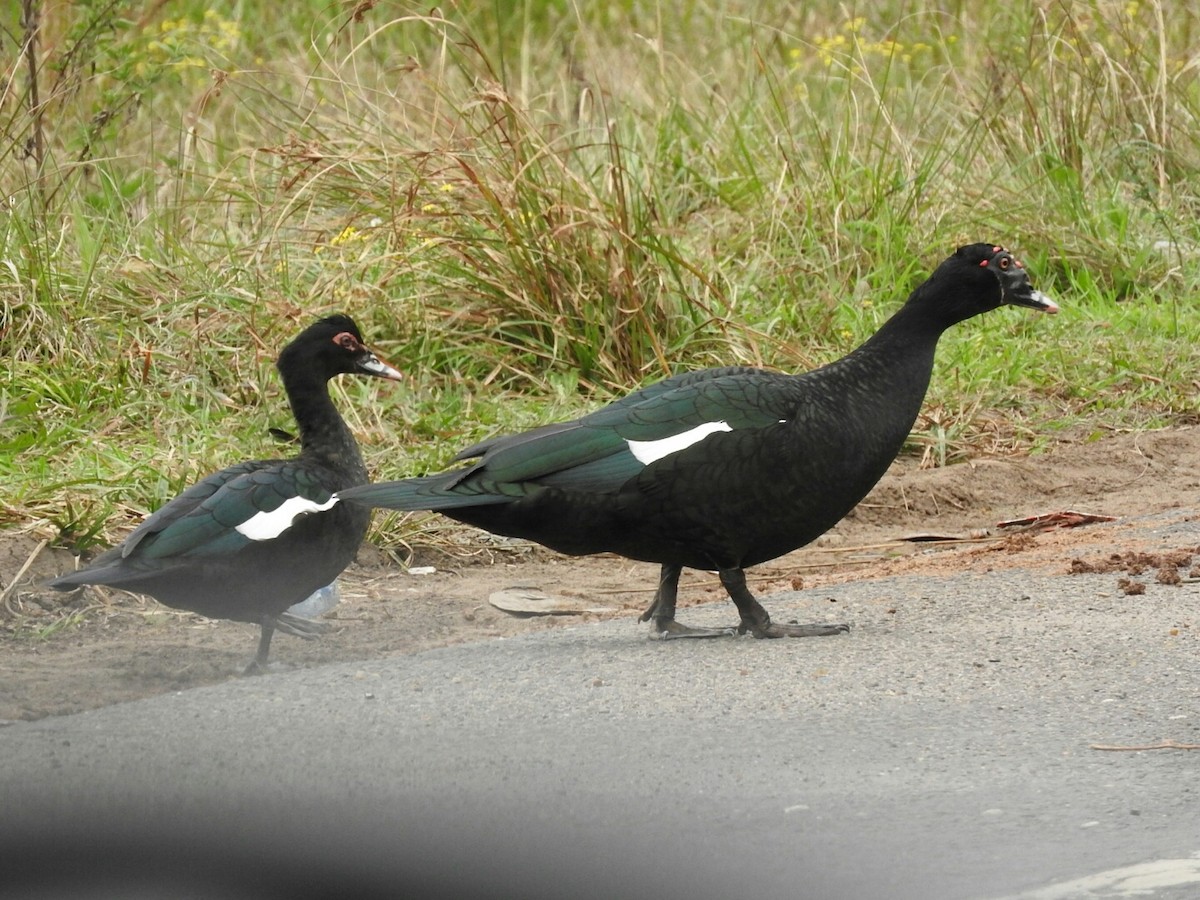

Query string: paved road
[3,514,1198,899]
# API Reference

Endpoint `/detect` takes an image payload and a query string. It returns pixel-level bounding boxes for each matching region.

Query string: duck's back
[446,348,933,571]
[52,457,371,624]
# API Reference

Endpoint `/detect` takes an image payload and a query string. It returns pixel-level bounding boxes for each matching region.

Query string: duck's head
[922,244,1058,325]
[969,244,1057,314]
[281,314,404,382]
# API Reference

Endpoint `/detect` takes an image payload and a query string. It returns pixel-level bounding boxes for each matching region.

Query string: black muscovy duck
[48,315,402,671]
[339,244,1057,639]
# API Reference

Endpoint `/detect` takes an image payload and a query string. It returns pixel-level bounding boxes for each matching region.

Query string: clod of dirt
[1067,549,1196,585]
[1156,567,1182,586]
[1001,534,1038,553]
[1117,578,1146,596]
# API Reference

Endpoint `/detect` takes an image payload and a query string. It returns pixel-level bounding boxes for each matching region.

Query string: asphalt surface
[3,513,1198,899]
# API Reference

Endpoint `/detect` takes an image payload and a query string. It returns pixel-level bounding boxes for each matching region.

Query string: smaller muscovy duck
[49,315,402,672]
[338,244,1057,640]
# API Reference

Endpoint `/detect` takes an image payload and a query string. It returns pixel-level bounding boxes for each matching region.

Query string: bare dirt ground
[3,426,1198,722]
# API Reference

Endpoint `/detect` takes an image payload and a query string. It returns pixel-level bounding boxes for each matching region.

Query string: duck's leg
[719,567,849,638]
[641,563,735,639]
[243,616,277,675]
[243,613,329,675]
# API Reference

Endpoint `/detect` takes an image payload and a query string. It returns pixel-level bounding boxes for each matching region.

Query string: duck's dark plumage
[340,244,1057,638]
[49,315,402,670]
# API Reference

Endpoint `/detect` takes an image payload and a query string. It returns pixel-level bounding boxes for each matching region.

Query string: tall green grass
[2,0,1198,549]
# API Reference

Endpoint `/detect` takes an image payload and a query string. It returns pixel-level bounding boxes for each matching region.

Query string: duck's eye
[333,332,359,350]
[998,256,1011,270]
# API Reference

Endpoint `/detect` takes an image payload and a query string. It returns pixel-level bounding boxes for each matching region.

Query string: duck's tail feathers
[45,552,156,592]
[337,473,513,512]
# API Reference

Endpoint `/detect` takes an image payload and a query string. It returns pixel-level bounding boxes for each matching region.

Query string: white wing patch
[626,420,733,465]
[235,495,338,541]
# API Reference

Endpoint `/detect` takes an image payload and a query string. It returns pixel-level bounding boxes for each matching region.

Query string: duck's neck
[810,299,951,444]
[283,371,369,483]
[870,290,949,346]
[845,296,947,370]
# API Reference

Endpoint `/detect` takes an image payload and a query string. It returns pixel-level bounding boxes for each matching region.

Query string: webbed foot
[648,618,738,640]
[275,612,333,640]
[738,619,850,639]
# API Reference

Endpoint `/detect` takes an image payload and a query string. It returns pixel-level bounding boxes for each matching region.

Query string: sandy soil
[2,426,1198,722]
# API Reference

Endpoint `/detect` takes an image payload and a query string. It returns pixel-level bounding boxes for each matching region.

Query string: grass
[2,0,1199,552]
